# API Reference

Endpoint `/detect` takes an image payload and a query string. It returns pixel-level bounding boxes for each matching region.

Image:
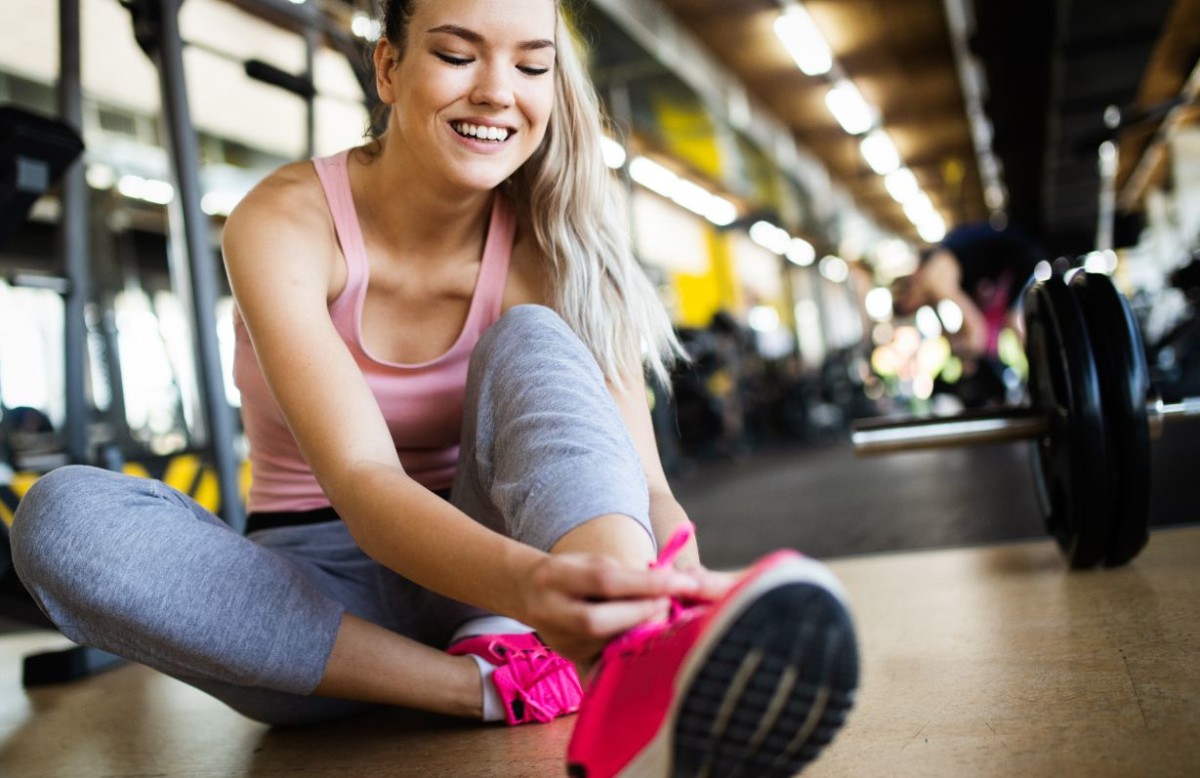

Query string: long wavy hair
[366,0,683,387]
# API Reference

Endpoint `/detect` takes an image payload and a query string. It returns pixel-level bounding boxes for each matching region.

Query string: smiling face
[374,0,558,194]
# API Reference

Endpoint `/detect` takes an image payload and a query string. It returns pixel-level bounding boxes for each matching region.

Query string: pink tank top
[233,149,515,513]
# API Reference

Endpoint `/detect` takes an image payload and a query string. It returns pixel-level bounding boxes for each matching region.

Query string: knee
[11,465,121,592]
[473,304,592,374]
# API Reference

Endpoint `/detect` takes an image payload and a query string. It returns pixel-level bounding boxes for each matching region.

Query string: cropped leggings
[10,305,654,725]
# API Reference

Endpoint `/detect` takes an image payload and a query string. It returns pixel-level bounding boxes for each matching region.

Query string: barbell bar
[850,270,1199,569]
[851,397,1197,455]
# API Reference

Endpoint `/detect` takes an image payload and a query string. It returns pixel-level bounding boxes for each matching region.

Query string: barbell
[851,271,1199,569]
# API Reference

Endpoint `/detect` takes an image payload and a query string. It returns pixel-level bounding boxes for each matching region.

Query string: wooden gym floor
[3,430,1199,776]
[1,523,1196,777]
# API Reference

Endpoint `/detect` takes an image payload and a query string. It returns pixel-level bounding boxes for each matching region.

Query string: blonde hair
[369,0,684,387]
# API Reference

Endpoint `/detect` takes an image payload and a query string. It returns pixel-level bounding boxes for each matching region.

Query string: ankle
[453,654,486,720]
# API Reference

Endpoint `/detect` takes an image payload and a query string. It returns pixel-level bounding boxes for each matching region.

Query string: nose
[470,61,514,108]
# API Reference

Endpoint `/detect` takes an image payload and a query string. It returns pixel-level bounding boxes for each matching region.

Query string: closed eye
[435,52,471,66]
[518,65,551,76]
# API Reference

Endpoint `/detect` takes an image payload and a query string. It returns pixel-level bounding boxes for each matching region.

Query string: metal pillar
[58,0,90,465]
[152,0,244,530]
[302,20,317,158]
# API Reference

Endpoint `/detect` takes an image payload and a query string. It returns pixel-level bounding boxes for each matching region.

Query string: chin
[452,163,523,193]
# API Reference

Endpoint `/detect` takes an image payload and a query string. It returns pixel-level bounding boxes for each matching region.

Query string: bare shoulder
[222,160,340,296]
[223,160,333,259]
[503,214,554,309]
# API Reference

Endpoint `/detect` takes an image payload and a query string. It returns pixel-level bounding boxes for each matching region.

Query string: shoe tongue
[650,521,695,570]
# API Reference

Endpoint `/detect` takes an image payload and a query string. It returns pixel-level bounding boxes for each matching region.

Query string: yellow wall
[671,228,743,328]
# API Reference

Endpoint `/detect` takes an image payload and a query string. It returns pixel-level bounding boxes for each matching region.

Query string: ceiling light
[628,157,678,199]
[628,156,737,227]
[773,5,832,77]
[600,136,627,169]
[884,168,919,203]
[865,287,894,321]
[749,220,791,255]
[786,237,816,266]
[916,213,946,243]
[860,130,900,175]
[915,306,943,339]
[937,299,964,334]
[819,255,849,283]
[748,305,781,333]
[702,196,738,227]
[825,80,876,135]
[351,12,382,41]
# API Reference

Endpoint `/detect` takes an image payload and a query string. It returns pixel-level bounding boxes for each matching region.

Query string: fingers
[536,554,700,601]
[688,568,740,602]
[570,597,671,641]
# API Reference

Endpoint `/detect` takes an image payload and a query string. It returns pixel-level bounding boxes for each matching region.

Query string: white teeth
[453,122,509,142]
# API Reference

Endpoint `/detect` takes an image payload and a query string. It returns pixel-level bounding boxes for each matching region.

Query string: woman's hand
[679,565,742,602]
[518,552,700,667]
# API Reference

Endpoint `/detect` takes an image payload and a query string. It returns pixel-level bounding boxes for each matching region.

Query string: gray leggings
[10,305,653,726]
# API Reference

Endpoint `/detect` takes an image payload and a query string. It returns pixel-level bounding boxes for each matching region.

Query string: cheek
[526,87,556,131]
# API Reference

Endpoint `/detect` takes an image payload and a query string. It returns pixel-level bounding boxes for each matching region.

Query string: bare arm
[607,373,700,568]
[222,171,694,647]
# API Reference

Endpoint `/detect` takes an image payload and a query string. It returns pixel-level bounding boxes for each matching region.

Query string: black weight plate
[0,519,10,581]
[1024,275,1114,568]
[1070,272,1151,566]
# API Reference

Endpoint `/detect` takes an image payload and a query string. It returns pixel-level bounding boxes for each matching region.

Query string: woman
[12,0,858,774]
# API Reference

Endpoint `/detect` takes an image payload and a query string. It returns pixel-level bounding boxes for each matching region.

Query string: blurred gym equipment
[853,272,1199,568]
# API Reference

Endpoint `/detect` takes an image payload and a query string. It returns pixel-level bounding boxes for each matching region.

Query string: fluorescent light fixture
[884,168,919,203]
[825,80,875,135]
[702,195,738,227]
[201,191,244,217]
[916,213,946,243]
[984,183,1006,211]
[628,156,737,227]
[915,306,943,339]
[937,299,964,334]
[117,174,174,205]
[748,305,781,333]
[628,157,678,199]
[749,220,791,255]
[902,192,936,225]
[773,5,833,76]
[865,287,894,321]
[672,178,734,226]
[672,178,718,218]
[351,12,382,41]
[86,163,116,190]
[819,255,849,283]
[786,237,816,266]
[1083,250,1118,275]
[860,130,900,175]
[600,136,627,169]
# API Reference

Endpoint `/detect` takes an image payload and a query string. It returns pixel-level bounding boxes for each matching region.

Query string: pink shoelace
[605,521,703,656]
[651,520,697,572]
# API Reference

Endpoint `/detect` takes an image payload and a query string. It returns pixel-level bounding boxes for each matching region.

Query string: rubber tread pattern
[670,583,859,778]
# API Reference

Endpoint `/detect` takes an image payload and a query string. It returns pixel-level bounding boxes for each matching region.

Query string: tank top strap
[471,191,517,329]
[312,150,368,319]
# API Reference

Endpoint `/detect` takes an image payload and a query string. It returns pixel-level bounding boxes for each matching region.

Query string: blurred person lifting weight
[893,222,1043,406]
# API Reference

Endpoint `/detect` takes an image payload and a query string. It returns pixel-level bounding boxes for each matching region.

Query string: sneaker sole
[616,558,859,778]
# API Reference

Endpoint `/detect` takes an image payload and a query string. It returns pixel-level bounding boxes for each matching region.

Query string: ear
[373,39,400,105]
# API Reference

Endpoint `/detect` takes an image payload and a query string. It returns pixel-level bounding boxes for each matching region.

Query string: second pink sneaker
[448,632,583,726]
[566,525,859,777]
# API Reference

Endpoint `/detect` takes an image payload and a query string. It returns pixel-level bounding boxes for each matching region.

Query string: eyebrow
[425,24,556,52]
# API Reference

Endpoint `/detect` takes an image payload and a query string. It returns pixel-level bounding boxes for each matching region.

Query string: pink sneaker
[566,524,858,777]
[448,632,583,726]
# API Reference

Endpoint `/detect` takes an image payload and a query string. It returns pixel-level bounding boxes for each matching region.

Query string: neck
[351,139,495,262]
